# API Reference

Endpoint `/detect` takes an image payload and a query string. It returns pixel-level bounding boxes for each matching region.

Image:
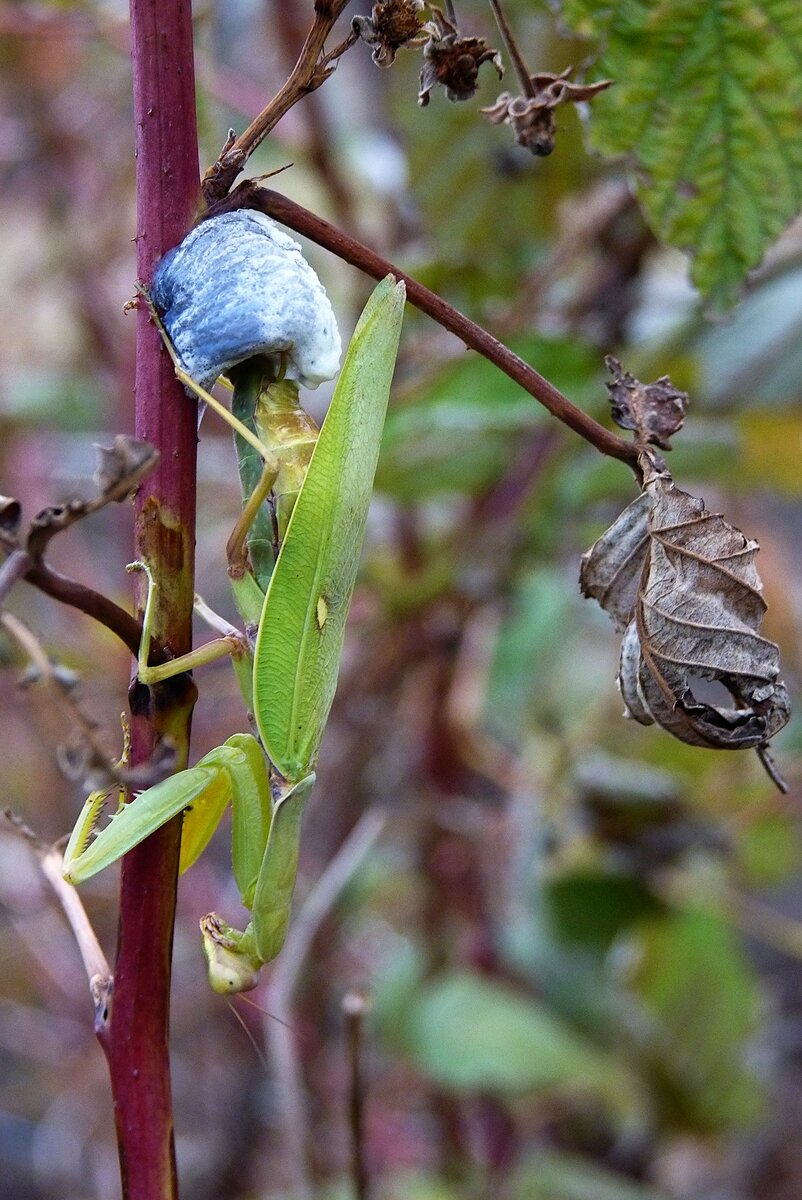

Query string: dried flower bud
[152,211,341,391]
[352,0,426,68]
[418,5,503,107]
[482,69,612,156]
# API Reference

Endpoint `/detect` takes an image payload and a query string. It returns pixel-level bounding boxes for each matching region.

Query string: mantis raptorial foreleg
[63,726,315,994]
[62,715,132,869]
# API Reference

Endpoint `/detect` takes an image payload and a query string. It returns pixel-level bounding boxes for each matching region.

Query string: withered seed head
[352,0,427,68]
[418,5,503,107]
[482,69,612,156]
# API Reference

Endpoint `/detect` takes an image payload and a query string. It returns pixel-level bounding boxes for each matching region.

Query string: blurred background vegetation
[1,2,802,1198]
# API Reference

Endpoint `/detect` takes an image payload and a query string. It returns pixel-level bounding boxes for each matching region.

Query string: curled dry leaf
[27,435,158,557]
[93,434,159,502]
[604,356,687,450]
[581,455,790,758]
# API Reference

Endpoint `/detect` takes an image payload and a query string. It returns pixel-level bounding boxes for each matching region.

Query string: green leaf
[254,278,405,781]
[561,0,802,310]
[392,969,639,1114]
[625,908,762,1129]
[544,871,662,952]
[509,1152,669,1200]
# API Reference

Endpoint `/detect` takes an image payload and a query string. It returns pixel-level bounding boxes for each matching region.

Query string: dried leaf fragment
[0,497,22,540]
[418,6,503,106]
[94,435,160,501]
[482,69,612,156]
[26,436,158,558]
[581,456,790,759]
[604,356,687,450]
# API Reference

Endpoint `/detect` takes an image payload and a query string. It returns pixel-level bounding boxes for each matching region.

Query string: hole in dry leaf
[685,675,735,708]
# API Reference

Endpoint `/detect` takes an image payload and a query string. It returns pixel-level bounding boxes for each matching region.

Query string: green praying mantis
[62,274,406,993]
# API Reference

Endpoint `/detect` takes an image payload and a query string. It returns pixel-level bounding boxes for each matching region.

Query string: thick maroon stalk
[101,3,200,1198]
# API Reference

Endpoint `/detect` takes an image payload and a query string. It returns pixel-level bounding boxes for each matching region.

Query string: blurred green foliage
[1,3,801,1200]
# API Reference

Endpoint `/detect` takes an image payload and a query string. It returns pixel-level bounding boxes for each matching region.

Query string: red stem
[102,3,200,1197]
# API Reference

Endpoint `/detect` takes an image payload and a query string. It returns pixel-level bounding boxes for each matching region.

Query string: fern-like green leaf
[560,0,802,310]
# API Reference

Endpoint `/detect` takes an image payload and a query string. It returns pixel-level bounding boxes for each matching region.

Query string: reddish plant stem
[101,3,200,1198]
[245,188,637,469]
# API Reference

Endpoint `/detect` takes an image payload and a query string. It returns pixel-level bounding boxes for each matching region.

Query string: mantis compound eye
[151,209,342,391]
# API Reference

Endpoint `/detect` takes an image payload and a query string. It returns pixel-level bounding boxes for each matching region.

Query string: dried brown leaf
[418,5,503,106]
[581,457,790,756]
[93,435,159,502]
[27,436,158,557]
[605,356,687,450]
[352,0,426,67]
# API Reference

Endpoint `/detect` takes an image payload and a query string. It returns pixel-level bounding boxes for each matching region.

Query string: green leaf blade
[385,970,641,1119]
[562,0,802,309]
[253,277,405,781]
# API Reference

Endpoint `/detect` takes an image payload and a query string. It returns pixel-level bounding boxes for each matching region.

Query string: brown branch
[487,0,534,96]
[0,437,161,657]
[271,0,358,231]
[343,993,371,1200]
[23,562,144,658]
[201,1,355,205]
[2,809,114,1033]
[0,542,144,658]
[240,186,637,468]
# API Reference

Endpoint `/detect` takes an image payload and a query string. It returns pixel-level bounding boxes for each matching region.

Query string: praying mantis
[63,270,406,993]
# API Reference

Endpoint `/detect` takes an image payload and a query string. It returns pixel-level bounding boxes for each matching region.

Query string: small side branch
[0,436,158,657]
[343,992,371,1200]
[3,810,113,1035]
[246,187,637,469]
[487,0,535,97]
[202,1,355,204]
[23,562,143,658]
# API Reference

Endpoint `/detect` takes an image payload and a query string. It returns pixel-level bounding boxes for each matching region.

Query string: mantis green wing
[253,276,405,782]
